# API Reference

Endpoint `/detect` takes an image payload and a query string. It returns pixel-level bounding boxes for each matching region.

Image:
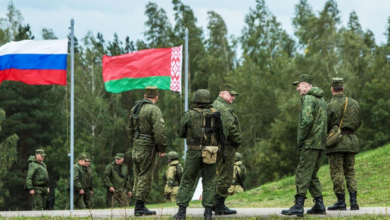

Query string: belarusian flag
[102,46,182,93]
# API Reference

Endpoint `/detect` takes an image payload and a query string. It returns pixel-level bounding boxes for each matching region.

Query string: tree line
[0,0,389,210]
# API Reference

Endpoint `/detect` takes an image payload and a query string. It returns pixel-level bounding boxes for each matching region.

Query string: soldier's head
[85,154,91,167]
[292,74,313,96]
[77,154,87,166]
[115,153,125,165]
[144,86,159,103]
[330,77,344,94]
[35,149,46,163]
[167,151,179,162]
[192,89,212,105]
[219,83,238,104]
[235,152,242,161]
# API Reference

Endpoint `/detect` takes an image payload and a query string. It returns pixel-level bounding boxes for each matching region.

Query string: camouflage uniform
[326,78,362,210]
[103,153,132,208]
[164,153,181,203]
[26,149,49,210]
[83,156,93,209]
[129,86,167,215]
[74,155,87,209]
[228,153,246,196]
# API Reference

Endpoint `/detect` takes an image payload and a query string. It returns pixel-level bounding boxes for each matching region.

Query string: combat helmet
[235,152,242,161]
[167,151,179,160]
[192,89,212,104]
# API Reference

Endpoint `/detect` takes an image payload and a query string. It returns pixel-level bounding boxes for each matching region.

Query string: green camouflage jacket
[212,96,242,147]
[103,162,131,192]
[128,99,167,153]
[326,93,362,155]
[25,156,49,190]
[74,163,86,192]
[297,87,327,150]
[84,166,93,191]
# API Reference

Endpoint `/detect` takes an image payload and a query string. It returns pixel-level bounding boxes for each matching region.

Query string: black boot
[281,195,305,217]
[327,193,347,210]
[173,205,186,220]
[214,195,237,215]
[134,200,157,216]
[204,206,212,220]
[350,192,359,210]
[307,196,326,214]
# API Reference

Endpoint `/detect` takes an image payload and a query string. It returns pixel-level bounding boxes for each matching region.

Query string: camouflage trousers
[83,191,93,209]
[215,145,236,198]
[74,193,86,209]
[329,152,357,194]
[228,185,244,196]
[295,149,324,198]
[106,190,129,208]
[132,146,157,202]
[176,150,216,207]
[32,186,48,210]
[164,185,178,203]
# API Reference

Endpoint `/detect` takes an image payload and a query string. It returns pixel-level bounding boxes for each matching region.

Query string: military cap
[35,149,46,156]
[331,77,343,88]
[115,153,125,159]
[85,154,91,162]
[145,86,159,97]
[292,74,313,85]
[220,83,238,95]
[78,154,87,160]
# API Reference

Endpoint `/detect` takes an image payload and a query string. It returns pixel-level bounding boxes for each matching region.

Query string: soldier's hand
[159,152,166,157]
[79,189,84,194]
[90,191,93,195]
[109,187,115,192]
[47,188,50,193]
[30,189,35,195]
[128,191,132,197]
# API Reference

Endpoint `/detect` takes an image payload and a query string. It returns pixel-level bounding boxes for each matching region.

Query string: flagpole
[184,29,189,158]
[68,18,75,211]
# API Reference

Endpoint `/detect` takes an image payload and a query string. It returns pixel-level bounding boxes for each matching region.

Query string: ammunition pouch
[202,146,219,164]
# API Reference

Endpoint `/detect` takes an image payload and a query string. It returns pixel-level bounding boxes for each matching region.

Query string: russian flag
[0,39,68,86]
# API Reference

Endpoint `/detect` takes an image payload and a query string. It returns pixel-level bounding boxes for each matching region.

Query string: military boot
[204,206,213,220]
[327,193,347,210]
[281,195,305,217]
[134,200,157,216]
[307,196,326,214]
[349,192,359,210]
[173,205,186,220]
[215,195,237,215]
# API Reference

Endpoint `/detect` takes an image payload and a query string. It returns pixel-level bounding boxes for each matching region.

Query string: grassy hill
[157,143,390,209]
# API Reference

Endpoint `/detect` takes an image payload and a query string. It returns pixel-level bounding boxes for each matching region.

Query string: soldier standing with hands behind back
[129,86,167,216]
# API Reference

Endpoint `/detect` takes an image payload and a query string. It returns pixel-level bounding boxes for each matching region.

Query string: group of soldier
[25,74,361,219]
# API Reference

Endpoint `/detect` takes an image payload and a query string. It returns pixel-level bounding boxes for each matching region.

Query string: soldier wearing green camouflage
[26,149,49,210]
[326,78,362,211]
[103,153,132,208]
[282,74,327,217]
[173,89,218,220]
[212,83,241,216]
[74,154,87,209]
[128,86,167,216]
[83,155,94,209]
[164,151,182,203]
[228,152,246,195]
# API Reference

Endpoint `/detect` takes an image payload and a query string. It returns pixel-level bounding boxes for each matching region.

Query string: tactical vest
[189,108,218,146]
[163,163,183,186]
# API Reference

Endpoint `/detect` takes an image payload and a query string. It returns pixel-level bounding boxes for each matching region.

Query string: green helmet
[167,151,179,160]
[192,89,212,104]
[235,152,242,161]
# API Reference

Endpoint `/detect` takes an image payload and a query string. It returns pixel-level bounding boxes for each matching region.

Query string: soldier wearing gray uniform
[326,78,362,211]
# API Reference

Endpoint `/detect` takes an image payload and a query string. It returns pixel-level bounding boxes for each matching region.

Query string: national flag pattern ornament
[102,46,182,94]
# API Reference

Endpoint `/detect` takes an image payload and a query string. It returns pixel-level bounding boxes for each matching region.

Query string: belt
[188,145,204,150]
[136,133,154,141]
[341,129,355,135]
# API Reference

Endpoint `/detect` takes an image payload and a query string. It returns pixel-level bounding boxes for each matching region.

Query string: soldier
[74,154,87,209]
[173,89,222,220]
[83,155,94,209]
[164,151,182,203]
[212,83,242,215]
[228,152,246,196]
[326,78,362,211]
[25,149,49,210]
[103,153,132,208]
[282,74,327,217]
[128,86,167,216]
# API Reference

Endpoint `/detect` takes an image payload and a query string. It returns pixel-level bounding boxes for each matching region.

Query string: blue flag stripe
[0,54,67,71]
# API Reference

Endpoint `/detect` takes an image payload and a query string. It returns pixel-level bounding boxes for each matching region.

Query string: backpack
[192,107,219,146]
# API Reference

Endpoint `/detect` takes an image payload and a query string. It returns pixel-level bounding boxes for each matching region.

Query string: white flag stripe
[0,39,68,55]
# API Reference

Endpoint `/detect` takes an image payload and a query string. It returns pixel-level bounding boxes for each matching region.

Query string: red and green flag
[102,46,182,93]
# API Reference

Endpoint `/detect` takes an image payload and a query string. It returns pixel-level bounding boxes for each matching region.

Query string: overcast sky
[1,0,389,48]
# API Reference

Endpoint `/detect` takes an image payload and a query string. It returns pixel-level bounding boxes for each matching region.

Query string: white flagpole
[184,29,189,158]
[68,18,75,210]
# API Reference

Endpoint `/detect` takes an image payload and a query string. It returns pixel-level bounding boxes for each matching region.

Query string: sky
[1,0,389,48]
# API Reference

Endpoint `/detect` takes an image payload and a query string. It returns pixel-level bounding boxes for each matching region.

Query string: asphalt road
[0,207,389,218]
